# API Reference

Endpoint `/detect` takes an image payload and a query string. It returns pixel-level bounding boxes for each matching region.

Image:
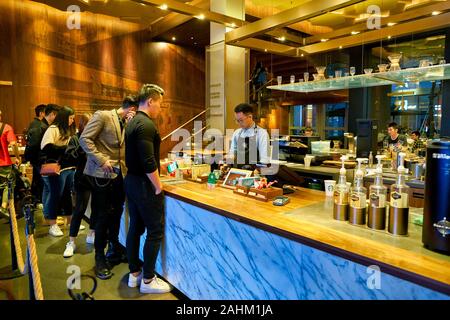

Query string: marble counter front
[119,180,450,299]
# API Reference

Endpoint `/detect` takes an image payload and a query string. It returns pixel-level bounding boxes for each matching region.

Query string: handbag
[40,162,61,176]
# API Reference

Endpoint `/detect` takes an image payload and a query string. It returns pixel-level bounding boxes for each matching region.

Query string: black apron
[234,125,259,171]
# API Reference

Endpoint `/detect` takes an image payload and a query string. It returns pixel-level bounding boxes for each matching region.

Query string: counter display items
[349,158,368,226]
[368,155,388,230]
[333,155,350,221]
[388,152,410,236]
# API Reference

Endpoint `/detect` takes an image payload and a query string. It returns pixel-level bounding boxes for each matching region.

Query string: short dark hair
[305,127,313,132]
[122,95,138,109]
[35,104,46,117]
[388,122,398,130]
[234,103,253,115]
[411,130,420,137]
[45,104,60,116]
[138,84,164,105]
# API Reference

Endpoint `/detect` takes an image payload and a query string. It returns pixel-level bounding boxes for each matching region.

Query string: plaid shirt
[412,139,425,151]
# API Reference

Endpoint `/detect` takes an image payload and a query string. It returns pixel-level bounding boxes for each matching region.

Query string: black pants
[69,187,96,238]
[125,174,164,280]
[89,175,125,259]
[31,163,43,203]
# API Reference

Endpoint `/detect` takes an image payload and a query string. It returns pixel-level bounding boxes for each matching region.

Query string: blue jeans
[43,169,75,220]
[42,176,50,214]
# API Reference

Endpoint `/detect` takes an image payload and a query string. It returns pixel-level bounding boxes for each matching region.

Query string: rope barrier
[6,178,44,300]
[8,196,26,274]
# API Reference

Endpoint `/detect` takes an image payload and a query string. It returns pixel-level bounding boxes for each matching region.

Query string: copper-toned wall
[0,0,205,158]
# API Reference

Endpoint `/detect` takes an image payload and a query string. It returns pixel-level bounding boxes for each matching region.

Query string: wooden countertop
[162,179,450,294]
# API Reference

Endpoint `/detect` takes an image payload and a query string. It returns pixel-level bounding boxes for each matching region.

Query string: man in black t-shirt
[124,84,171,294]
[383,122,407,152]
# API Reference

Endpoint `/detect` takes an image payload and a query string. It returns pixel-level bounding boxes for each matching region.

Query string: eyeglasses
[235,115,249,124]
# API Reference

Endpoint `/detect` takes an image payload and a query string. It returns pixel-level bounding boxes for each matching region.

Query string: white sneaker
[128,272,143,288]
[140,276,172,294]
[63,241,76,258]
[68,224,86,231]
[49,224,64,237]
[86,233,95,244]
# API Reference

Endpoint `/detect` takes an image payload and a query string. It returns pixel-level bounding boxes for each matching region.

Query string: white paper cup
[324,180,336,196]
[346,182,352,189]
[304,155,314,168]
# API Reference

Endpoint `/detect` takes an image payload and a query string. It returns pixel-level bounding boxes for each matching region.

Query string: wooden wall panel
[0,0,205,159]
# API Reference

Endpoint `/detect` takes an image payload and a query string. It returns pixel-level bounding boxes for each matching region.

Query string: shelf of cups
[267,64,450,93]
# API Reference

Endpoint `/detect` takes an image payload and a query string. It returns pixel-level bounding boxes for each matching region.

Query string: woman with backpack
[40,106,76,237]
[63,113,96,258]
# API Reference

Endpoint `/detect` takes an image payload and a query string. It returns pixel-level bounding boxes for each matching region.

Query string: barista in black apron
[229,103,270,172]
[234,123,259,171]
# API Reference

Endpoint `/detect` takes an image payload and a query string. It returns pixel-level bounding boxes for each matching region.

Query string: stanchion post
[24,197,36,300]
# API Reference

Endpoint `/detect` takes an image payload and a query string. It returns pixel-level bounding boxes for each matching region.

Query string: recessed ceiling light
[432,11,441,16]
[339,46,343,49]
[276,36,285,42]
[264,49,268,52]
[82,0,89,3]
[388,35,392,39]
[196,14,205,20]
[231,23,236,28]
[194,42,198,45]
[351,31,360,35]
[140,3,146,6]
[159,4,168,10]
[190,36,194,40]
[301,53,304,57]
[321,39,329,42]
[172,37,176,41]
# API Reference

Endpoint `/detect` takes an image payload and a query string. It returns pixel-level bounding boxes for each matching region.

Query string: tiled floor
[0,210,178,300]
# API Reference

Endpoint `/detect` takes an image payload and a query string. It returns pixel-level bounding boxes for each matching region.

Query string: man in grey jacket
[79,96,137,280]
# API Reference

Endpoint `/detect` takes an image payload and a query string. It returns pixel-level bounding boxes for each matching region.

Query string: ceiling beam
[134,0,245,27]
[225,0,365,44]
[230,38,297,57]
[148,0,209,38]
[266,29,305,45]
[296,11,450,54]
[306,1,450,45]
[0,81,12,86]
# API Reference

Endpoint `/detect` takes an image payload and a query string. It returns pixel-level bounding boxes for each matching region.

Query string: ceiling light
[351,31,360,35]
[231,23,236,28]
[190,36,194,40]
[301,53,304,57]
[264,49,268,52]
[196,14,205,20]
[321,39,328,42]
[194,42,198,45]
[387,22,396,27]
[172,37,176,41]
[82,0,89,3]
[339,46,343,49]
[159,4,168,10]
[276,36,285,42]
[432,11,441,16]
[388,36,392,39]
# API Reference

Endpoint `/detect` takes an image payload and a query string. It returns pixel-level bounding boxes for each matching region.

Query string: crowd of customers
[1,83,171,295]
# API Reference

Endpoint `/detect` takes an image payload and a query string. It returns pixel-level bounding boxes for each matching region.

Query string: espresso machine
[422,137,450,254]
